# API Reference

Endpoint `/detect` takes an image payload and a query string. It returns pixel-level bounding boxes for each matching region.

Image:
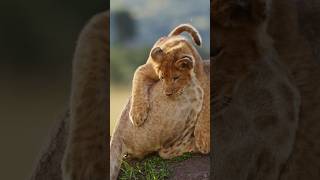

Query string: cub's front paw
[195,127,210,154]
[129,102,149,126]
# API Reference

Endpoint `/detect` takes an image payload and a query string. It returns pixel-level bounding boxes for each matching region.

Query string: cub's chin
[166,90,185,100]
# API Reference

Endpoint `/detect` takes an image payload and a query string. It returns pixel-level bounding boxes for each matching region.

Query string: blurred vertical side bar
[29,5,110,180]
[210,0,215,179]
[106,0,111,178]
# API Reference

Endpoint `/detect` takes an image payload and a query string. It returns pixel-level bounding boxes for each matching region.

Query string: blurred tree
[113,10,136,43]
[110,46,149,85]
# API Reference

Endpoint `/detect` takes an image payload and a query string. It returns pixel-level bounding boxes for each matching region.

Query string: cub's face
[150,37,195,97]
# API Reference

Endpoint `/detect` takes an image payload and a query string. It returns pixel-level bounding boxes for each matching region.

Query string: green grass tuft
[119,153,193,180]
[168,152,193,163]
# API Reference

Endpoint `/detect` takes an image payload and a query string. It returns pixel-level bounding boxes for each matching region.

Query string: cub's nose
[165,92,173,96]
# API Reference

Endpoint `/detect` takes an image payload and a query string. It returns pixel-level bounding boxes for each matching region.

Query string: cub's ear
[150,47,164,63]
[213,0,270,26]
[168,24,202,46]
[175,57,193,70]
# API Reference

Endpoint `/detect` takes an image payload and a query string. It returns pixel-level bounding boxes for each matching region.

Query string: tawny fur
[110,25,210,180]
[129,24,210,154]
[110,70,206,180]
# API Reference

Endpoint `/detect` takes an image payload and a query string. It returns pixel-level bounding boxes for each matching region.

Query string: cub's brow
[162,38,185,52]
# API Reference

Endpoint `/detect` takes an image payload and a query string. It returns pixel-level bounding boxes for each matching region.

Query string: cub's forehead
[156,36,192,55]
[156,57,180,73]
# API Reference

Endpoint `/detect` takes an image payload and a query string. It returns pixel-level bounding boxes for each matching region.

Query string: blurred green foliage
[113,10,136,42]
[110,45,149,85]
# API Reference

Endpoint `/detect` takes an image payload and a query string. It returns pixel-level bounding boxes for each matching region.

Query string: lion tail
[168,23,202,46]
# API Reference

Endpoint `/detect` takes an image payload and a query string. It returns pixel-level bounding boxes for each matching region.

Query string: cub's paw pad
[129,105,149,127]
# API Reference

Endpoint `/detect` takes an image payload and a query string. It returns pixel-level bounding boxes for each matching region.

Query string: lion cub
[110,24,210,180]
[129,24,210,154]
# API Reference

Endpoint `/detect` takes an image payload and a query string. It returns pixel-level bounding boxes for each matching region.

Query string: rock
[168,155,210,180]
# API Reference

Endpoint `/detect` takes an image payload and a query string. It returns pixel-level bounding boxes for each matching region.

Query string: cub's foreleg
[129,63,158,126]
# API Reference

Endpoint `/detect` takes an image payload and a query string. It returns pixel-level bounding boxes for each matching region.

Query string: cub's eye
[173,76,180,81]
[181,56,191,60]
[160,76,164,80]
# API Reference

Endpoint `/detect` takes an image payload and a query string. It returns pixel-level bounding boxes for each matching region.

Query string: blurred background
[110,0,210,133]
[0,1,106,179]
